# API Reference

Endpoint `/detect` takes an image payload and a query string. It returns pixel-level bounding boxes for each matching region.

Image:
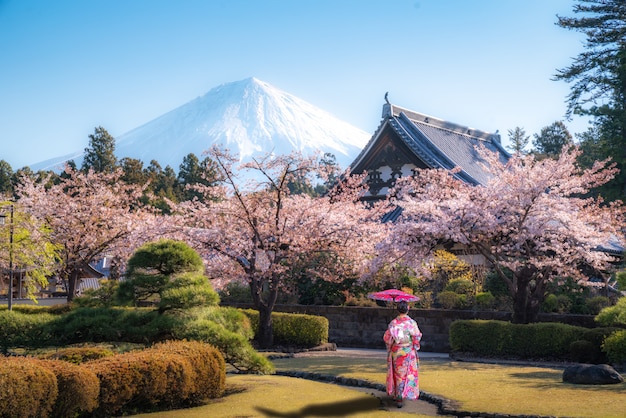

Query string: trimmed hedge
[39,346,115,364]
[0,310,55,351]
[242,309,329,347]
[38,359,100,418]
[449,320,617,361]
[85,340,225,416]
[0,357,57,418]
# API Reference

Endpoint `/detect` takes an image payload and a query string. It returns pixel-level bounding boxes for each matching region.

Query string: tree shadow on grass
[254,397,381,417]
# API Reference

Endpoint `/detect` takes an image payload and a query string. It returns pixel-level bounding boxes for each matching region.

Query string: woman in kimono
[383,301,422,408]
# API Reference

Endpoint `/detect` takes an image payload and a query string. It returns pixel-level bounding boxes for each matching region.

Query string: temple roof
[350,103,510,186]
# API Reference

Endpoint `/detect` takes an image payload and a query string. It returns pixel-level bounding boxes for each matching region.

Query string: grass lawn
[271,356,626,418]
[134,374,425,418]
[134,354,625,417]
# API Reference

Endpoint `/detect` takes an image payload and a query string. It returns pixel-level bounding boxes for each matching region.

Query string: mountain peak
[34,78,371,172]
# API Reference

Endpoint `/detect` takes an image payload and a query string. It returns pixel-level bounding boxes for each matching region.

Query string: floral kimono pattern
[383,315,422,401]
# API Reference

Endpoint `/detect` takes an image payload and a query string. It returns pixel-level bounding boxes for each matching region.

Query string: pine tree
[82,126,118,173]
[506,127,530,154]
[532,121,573,158]
[555,0,626,199]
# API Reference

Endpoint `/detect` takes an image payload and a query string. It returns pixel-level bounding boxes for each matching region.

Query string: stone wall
[227,303,598,352]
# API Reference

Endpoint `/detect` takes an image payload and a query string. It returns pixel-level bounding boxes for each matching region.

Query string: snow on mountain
[33,78,371,172]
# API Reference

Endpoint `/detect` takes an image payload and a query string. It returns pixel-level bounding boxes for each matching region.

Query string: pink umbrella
[368,289,420,303]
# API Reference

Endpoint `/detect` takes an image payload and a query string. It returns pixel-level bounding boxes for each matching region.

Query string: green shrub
[595,297,626,327]
[0,310,54,351]
[39,346,115,364]
[602,330,626,365]
[585,296,611,315]
[242,309,329,347]
[38,359,100,418]
[0,357,57,418]
[475,291,495,309]
[44,307,176,345]
[437,291,468,309]
[450,320,589,359]
[175,317,273,374]
[542,294,559,313]
[445,278,474,295]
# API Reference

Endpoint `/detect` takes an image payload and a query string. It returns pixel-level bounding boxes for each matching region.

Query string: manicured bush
[152,340,226,401]
[0,357,57,418]
[450,320,590,359]
[475,291,495,309]
[602,329,626,365]
[86,340,226,416]
[595,297,626,327]
[0,310,54,351]
[38,359,100,418]
[175,317,273,374]
[39,346,115,364]
[437,291,468,309]
[242,309,329,347]
[44,307,176,345]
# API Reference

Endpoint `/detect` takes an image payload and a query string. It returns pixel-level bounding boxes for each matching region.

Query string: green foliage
[81,126,118,173]
[242,309,329,347]
[585,296,611,315]
[119,239,218,311]
[450,320,589,359]
[39,359,100,417]
[595,296,626,326]
[127,239,203,276]
[475,291,495,309]
[218,280,252,303]
[159,272,220,311]
[445,278,474,295]
[0,357,57,418]
[436,291,468,309]
[0,310,55,351]
[40,346,115,364]
[44,307,176,345]
[73,279,120,308]
[602,330,626,364]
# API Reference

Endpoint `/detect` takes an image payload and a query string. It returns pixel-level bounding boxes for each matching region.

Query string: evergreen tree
[555,0,626,199]
[82,126,118,173]
[119,157,146,185]
[0,160,13,195]
[506,127,530,154]
[532,121,573,158]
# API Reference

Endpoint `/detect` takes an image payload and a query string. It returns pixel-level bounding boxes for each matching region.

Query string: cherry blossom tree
[178,146,386,348]
[383,146,625,323]
[16,166,158,301]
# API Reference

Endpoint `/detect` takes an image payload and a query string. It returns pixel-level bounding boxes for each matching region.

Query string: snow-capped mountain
[34,77,371,171]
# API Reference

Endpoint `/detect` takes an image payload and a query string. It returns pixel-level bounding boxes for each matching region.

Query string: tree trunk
[249,275,279,349]
[66,269,79,302]
[511,270,541,324]
[257,304,274,349]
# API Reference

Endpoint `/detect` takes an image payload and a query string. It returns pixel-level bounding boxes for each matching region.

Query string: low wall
[227,303,597,352]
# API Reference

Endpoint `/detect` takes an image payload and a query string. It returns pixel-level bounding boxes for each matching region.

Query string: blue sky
[0,0,587,169]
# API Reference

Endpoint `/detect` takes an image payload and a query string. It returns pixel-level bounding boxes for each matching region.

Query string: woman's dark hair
[397,301,409,314]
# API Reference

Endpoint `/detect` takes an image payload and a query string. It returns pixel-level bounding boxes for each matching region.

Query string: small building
[350,102,510,205]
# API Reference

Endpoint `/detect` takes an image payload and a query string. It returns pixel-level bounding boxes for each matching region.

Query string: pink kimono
[383,315,422,401]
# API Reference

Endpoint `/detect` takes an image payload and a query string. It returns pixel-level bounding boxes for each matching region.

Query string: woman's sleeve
[412,322,422,350]
[384,328,393,350]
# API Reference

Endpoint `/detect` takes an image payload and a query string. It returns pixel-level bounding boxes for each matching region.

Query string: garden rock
[562,364,624,385]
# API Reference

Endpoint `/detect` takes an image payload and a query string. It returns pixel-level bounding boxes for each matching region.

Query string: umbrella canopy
[367,289,419,303]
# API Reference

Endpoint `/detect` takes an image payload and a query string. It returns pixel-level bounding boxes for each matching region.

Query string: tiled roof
[351,103,510,186]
